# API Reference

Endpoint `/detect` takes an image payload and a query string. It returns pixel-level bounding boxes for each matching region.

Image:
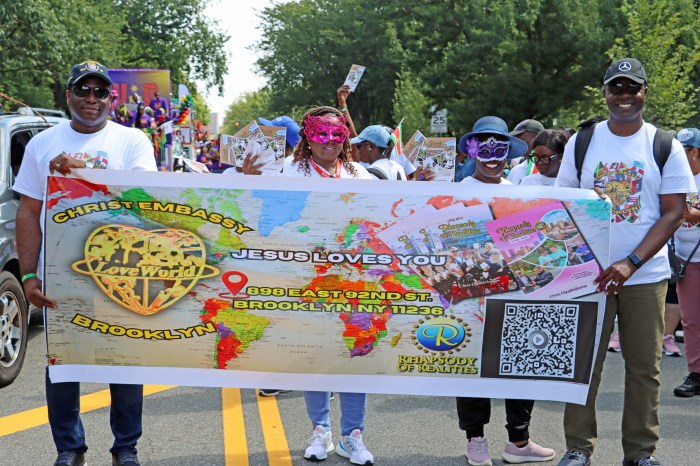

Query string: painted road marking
[0,384,174,437]
[256,390,292,466]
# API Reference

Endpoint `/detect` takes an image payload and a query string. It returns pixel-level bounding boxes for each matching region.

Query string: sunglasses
[532,153,561,165]
[607,81,644,96]
[72,85,111,100]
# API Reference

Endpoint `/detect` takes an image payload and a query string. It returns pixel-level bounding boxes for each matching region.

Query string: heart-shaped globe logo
[72,225,219,315]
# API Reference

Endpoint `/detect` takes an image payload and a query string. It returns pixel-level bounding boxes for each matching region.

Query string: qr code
[499,303,578,379]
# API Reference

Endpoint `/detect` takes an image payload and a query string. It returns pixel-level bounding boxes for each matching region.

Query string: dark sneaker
[258,389,291,396]
[624,457,661,466]
[673,372,700,397]
[112,451,141,466]
[557,449,590,466]
[54,451,85,466]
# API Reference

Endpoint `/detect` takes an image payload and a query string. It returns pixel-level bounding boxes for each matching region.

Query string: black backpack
[367,166,402,180]
[574,117,674,182]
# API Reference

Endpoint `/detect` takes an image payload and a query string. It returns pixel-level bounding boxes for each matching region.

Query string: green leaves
[0,0,229,112]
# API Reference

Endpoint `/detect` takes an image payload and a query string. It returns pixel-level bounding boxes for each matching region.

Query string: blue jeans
[45,368,143,454]
[304,391,366,436]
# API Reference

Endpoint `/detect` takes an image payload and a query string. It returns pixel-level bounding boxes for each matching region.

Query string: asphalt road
[1,319,698,466]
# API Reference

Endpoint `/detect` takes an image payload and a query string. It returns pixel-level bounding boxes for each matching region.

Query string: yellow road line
[222,388,248,466]
[0,385,174,437]
[256,390,292,466]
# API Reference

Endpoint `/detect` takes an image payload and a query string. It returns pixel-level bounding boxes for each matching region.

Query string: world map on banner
[45,174,609,400]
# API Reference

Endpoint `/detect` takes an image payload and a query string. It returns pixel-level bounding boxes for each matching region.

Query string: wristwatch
[627,253,643,268]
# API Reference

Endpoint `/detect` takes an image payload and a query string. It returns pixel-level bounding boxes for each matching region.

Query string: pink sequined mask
[304,115,350,144]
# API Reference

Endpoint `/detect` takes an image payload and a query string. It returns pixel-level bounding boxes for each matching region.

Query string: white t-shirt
[282,156,373,179]
[365,158,407,180]
[390,148,416,177]
[461,176,513,185]
[13,120,157,274]
[555,121,696,285]
[520,173,556,186]
[507,160,529,184]
[674,172,700,261]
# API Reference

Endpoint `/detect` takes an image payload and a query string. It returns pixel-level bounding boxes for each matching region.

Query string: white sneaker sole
[466,455,492,466]
[502,452,555,463]
[336,444,374,465]
[303,443,334,461]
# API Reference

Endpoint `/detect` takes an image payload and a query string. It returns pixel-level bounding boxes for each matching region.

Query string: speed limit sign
[431,109,448,133]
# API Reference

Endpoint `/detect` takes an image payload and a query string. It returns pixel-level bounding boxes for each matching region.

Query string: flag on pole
[525,157,539,176]
[390,119,404,156]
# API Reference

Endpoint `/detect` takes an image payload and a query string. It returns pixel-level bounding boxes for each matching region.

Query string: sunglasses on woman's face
[72,85,111,100]
[533,153,561,165]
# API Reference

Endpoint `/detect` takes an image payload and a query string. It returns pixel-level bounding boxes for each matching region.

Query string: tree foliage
[0,0,229,112]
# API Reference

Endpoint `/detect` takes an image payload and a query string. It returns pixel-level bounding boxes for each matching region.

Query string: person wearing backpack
[351,125,407,180]
[554,58,696,466]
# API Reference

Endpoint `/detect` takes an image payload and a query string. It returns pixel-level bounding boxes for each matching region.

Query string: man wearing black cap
[13,61,157,466]
[555,58,695,466]
[506,119,545,184]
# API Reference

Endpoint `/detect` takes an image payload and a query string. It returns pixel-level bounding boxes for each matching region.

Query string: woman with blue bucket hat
[455,116,555,466]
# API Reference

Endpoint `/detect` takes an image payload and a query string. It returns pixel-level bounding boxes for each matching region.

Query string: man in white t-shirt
[555,58,696,466]
[13,61,157,466]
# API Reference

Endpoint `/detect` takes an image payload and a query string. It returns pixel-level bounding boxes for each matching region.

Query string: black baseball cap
[66,61,112,88]
[509,119,544,136]
[603,58,647,85]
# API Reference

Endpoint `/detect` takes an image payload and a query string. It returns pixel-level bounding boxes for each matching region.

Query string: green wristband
[21,273,37,282]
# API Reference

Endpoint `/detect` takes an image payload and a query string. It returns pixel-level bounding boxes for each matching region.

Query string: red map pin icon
[222,271,248,296]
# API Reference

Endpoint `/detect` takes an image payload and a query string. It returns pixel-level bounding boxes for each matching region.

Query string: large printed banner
[45,173,610,404]
[108,69,171,106]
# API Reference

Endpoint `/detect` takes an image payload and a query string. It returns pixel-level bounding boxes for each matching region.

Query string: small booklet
[403,131,456,182]
[343,64,366,92]
[220,121,287,174]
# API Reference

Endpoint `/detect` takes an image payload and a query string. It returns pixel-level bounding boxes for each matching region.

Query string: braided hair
[291,106,357,177]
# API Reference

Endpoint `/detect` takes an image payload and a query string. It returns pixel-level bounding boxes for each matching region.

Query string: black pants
[456,397,534,443]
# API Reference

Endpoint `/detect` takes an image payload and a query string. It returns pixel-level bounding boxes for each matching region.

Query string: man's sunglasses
[607,81,644,96]
[72,85,111,100]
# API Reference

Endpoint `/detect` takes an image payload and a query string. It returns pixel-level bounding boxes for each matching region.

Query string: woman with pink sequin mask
[282,106,375,465]
[283,106,373,179]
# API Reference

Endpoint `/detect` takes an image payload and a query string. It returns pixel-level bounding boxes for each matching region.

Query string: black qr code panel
[499,303,578,378]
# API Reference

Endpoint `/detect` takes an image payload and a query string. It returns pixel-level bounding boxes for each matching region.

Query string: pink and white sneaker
[466,436,492,466]
[662,334,682,357]
[608,331,621,352]
[502,439,555,463]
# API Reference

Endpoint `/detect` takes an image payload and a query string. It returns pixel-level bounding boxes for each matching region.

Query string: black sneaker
[54,451,85,466]
[112,451,141,466]
[258,389,291,396]
[673,372,700,398]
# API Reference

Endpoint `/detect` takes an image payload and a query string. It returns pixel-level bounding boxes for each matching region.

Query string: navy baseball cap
[603,58,647,85]
[258,116,301,148]
[458,116,528,160]
[676,128,700,149]
[66,61,112,88]
[350,125,392,148]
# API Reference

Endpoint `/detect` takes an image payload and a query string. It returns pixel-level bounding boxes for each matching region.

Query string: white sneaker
[336,429,374,465]
[304,425,334,461]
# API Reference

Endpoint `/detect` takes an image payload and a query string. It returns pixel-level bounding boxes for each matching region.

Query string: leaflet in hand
[403,130,456,182]
[220,121,287,174]
[343,64,366,92]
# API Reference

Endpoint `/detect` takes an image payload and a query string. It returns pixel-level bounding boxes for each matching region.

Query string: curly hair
[291,106,357,177]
